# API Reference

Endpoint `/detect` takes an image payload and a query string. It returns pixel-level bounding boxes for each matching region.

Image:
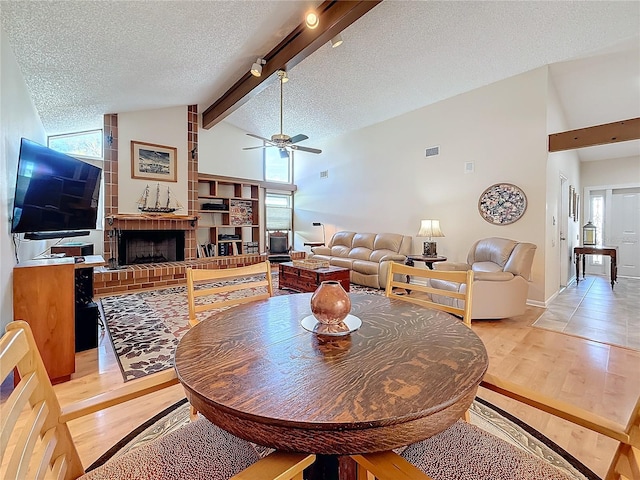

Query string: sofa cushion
[331,231,356,248]
[468,238,517,267]
[330,257,355,269]
[331,245,352,257]
[374,233,406,252]
[349,247,373,260]
[370,249,400,262]
[352,259,379,275]
[352,233,376,249]
[471,261,503,273]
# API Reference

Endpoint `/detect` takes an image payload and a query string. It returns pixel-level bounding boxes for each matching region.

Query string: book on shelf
[198,243,216,258]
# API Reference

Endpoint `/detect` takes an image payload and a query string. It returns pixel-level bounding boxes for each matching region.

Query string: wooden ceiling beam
[202,0,382,130]
[548,117,640,152]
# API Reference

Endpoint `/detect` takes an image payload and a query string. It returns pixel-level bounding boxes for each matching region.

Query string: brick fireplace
[94,108,304,296]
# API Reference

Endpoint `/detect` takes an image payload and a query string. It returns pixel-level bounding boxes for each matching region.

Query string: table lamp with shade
[417,219,444,257]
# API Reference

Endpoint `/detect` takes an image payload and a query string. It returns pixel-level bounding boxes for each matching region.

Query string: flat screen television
[11,138,102,239]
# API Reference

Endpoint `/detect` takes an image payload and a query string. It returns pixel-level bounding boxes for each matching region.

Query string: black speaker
[75,302,98,352]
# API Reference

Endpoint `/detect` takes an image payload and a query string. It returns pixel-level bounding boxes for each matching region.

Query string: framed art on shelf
[131,141,177,182]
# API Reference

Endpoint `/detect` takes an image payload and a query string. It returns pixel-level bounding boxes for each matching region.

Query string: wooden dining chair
[1,320,314,480]
[351,371,640,480]
[385,261,475,326]
[186,261,274,327]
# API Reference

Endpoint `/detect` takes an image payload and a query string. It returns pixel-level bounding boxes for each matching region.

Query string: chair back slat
[385,262,474,326]
[1,371,38,461]
[7,400,49,480]
[187,262,273,326]
[34,427,58,480]
[1,321,84,480]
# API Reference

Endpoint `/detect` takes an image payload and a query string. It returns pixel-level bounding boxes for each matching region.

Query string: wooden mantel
[106,214,199,230]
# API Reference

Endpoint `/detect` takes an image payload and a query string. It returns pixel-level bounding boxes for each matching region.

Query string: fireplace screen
[118,230,185,265]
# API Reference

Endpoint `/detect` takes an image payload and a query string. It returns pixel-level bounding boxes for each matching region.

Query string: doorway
[584,185,640,278]
[559,174,571,288]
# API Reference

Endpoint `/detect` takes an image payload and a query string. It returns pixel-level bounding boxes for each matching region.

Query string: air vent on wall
[425,146,440,157]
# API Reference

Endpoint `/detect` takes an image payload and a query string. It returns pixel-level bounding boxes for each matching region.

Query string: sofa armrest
[434,262,471,271]
[474,271,515,282]
[379,254,406,262]
[310,246,331,256]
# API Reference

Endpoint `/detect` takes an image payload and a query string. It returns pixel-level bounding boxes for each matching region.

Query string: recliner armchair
[430,237,536,320]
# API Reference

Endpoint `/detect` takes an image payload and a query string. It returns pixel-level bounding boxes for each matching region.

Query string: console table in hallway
[574,246,618,289]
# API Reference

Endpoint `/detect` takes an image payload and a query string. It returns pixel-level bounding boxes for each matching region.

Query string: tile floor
[533,275,640,350]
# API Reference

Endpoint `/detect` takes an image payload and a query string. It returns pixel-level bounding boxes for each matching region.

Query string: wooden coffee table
[279,261,350,293]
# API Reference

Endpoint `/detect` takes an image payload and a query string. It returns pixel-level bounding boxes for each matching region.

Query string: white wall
[118,107,189,214]
[581,156,640,188]
[198,120,264,180]
[1,27,47,332]
[295,68,550,304]
[546,74,581,298]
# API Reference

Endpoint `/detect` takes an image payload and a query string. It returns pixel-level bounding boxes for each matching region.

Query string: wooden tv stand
[12,255,105,384]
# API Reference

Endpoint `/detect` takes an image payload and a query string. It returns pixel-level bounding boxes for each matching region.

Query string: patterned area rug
[87,397,598,480]
[100,275,383,381]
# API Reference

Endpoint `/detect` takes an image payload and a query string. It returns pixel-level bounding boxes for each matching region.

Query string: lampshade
[417,220,444,239]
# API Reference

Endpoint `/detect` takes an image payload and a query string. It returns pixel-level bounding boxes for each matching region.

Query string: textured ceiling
[1,0,639,162]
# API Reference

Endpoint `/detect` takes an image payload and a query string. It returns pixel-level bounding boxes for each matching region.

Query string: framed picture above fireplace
[131,140,177,182]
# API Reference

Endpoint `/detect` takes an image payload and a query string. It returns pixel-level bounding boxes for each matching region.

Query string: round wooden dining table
[174,293,488,479]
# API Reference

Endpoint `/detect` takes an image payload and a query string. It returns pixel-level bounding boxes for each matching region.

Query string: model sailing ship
[137,183,183,214]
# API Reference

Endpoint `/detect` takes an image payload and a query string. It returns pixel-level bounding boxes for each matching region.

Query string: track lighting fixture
[278,70,289,83]
[250,58,266,77]
[330,34,343,48]
[305,11,319,29]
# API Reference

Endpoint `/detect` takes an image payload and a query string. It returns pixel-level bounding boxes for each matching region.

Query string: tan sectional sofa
[309,231,412,289]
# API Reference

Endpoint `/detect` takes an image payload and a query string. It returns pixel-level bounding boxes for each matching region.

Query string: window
[265,193,292,231]
[264,148,291,183]
[48,129,105,230]
[590,194,604,265]
[48,129,103,159]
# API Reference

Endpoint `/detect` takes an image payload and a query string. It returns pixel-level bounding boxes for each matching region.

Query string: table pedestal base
[304,455,356,480]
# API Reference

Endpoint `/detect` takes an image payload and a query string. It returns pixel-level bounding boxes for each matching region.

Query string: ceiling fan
[243,70,322,157]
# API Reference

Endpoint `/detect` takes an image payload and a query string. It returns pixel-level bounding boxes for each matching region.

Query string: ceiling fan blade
[242,145,269,150]
[246,133,276,145]
[289,134,309,144]
[291,145,322,154]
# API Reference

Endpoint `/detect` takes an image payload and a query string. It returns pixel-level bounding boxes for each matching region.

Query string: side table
[403,255,447,293]
[406,255,447,270]
[303,241,325,247]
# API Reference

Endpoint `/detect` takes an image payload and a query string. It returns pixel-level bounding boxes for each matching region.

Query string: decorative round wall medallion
[478,183,527,225]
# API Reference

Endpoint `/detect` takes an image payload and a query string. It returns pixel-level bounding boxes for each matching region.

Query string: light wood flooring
[4,275,640,478]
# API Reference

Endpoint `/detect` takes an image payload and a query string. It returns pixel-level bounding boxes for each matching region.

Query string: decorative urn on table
[310,281,351,334]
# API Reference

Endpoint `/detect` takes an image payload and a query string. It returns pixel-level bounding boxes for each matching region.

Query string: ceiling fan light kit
[243,70,322,156]
[250,58,266,77]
